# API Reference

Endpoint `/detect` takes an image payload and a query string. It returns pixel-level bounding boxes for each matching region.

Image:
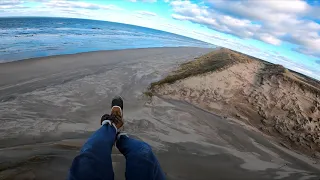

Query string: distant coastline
[0,17,214,63]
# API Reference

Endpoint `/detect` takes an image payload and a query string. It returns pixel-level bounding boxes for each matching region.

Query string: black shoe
[111,96,123,110]
[100,96,124,129]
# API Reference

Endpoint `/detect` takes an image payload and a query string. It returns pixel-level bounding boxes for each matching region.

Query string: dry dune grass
[151,48,239,88]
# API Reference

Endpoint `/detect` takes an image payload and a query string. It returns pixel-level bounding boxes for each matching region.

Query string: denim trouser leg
[68,124,116,180]
[68,124,165,180]
[116,136,166,180]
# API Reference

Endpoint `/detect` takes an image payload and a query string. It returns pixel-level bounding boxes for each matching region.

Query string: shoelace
[109,114,121,125]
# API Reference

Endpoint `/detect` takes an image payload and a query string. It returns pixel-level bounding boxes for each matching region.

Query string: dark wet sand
[0,47,319,180]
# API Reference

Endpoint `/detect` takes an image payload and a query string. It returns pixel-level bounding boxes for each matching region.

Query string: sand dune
[150,48,320,157]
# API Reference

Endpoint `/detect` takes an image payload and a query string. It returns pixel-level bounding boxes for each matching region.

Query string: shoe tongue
[111,106,122,116]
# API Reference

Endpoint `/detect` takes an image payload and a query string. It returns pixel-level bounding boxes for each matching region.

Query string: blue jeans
[68,124,165,180]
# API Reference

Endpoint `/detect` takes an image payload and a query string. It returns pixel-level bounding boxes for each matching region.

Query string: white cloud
[210,0,309,22]
[288,31,320,57]
[170,1,260,38]
[44,0,123,11]
[0,5,27,9]
[170,0,320,58]
[255,0,308,13]
[170,0,209,17]
[135,10,157,16]
[0,0,28,9]
[0,0,124,21]
[0,0,23,6]
[257,34,281,46]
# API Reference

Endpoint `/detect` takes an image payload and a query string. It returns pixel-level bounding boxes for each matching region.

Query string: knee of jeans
[137,142,153,157]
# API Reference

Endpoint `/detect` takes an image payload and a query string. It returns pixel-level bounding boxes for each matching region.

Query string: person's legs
[68,123,116,180]
[69,96,128,180]
[69,96,165,180]
[116,134,166,180]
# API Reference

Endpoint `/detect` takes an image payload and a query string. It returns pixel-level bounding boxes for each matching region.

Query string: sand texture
[151,48,320,157]
[1,47,320,180]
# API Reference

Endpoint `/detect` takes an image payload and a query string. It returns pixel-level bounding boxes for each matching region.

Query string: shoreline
[0,46,215,65]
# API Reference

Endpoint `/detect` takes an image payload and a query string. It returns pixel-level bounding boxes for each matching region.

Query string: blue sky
[1,0,320,80]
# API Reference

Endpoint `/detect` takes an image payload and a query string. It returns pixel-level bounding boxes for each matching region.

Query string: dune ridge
[150,48,320,157]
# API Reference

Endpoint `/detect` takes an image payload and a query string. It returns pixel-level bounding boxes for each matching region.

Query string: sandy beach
[1,47,319,180]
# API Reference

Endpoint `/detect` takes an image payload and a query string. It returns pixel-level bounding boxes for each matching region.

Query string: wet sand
[0,47,319,180]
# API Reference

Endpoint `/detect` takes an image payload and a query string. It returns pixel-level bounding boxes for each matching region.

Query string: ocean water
[0,17,214,63]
